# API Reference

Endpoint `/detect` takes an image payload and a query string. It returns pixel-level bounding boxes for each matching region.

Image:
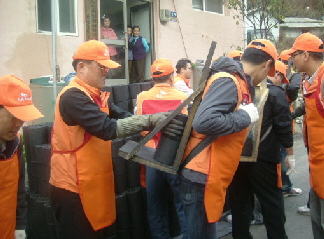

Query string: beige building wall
[1,0,244,85]
[0,0,85,84]
[153,0,245,65]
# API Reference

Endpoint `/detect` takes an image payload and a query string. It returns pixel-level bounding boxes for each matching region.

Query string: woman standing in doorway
[130,26,149,83]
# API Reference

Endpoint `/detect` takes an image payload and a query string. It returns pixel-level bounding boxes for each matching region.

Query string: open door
[100,0,128,85]
[130,3,153,81]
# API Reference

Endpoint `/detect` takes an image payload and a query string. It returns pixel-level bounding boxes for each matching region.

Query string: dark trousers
[50,185,114,239]
[229,161,287,239]
[131,58,146,83]
[146,167,188,239]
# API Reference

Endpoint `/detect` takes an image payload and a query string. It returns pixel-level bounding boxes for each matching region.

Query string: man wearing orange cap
[49,40,183,238]
[173,58,194,96]
[228,40,294,239]
[136,58,188,238]
[0,75,44,239]
[287,32,324,238]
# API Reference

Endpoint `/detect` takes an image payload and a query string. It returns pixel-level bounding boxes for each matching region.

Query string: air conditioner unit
[160,9,170,22]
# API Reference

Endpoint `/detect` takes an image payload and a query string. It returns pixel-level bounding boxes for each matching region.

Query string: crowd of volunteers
[0,32,323,239]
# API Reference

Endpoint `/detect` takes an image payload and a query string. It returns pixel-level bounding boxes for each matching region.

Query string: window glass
[192,0,203,10]
[36,0,77,34]
[37,0,51,32]
[206,0,223,14]
[59,0,76,33]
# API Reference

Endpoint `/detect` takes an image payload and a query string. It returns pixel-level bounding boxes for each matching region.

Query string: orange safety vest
[0,139,19,239]
[184,72,251,223]
[136,83,188,186]
[136,83,188,147]
[50,79,115,230]
[174,75,192,88]
[303,63,324,199]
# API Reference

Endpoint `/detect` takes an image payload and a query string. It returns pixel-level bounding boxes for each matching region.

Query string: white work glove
[239,103,259,124]
[285,155,295,175]
[14,230,26,239]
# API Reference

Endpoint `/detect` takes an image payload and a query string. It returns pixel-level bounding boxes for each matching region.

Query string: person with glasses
[49,40,183,239]
[174,58,194,96]
[228,40,294,239]
[286,32,324,238]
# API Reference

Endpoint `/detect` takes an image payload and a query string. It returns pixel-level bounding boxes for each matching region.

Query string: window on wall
[192,0,223,14]
[36,0,77,35]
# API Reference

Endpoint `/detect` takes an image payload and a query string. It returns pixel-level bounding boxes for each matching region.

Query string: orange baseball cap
[0,75,44,121]
[228,50,243,59]
[151,58,174,78]
[286,32,324,54]
[274,60,289,84]
[73,40,121,68]
[278,50,291,62]
[246,39,278,76]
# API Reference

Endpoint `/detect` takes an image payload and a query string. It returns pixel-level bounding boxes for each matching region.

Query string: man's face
[0,107,24,143]
[269,72,284,86]
[182,63,192,79]
[82,61,109,90]
[291,51,306,73]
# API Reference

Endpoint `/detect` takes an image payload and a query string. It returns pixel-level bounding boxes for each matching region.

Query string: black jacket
[257,80,293,163]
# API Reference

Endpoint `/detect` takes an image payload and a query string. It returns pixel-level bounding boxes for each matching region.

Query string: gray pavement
[221,132,313,239]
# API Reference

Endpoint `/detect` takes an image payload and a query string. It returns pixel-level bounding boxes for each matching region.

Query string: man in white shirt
[174,58,194,96]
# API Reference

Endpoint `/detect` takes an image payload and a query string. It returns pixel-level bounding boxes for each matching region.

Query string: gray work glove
[116,113,184,139]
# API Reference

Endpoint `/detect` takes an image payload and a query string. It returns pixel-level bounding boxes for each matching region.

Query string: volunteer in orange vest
[174,58,193,96]
[49,40,183,239]
[286,32,324,238]
[136,58,188,238]
[179,53,259,238]
[0,75,43,239]
[229,44,295,238]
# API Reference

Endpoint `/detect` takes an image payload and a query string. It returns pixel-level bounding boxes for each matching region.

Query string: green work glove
[116,113,184,139]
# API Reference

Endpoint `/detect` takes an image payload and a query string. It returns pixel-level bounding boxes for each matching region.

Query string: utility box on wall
[160,9,170,22]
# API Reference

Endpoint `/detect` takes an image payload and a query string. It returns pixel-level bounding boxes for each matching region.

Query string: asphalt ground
[221,132,313,239]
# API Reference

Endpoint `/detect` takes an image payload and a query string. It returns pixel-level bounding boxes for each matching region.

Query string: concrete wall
[153,0,245,65]
[0,0,84,84]
[1,0,244,85]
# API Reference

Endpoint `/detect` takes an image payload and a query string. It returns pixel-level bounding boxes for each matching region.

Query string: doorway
[99,0,153,84]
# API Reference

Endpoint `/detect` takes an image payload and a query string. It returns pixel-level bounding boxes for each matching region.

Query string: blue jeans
[146,167,188,239]
[179,176,217,239]
[280,146,292,192]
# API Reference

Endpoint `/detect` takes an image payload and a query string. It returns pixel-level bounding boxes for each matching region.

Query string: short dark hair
[176,58,192,73]
[241,48,275,67]
[132,26,140,31]
[152,73,173,83]
[127,25,132,29]
[72,60,93,71]
[308,51,324,61]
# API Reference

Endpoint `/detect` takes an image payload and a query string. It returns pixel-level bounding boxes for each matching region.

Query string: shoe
[297,205,310,216]
[283,187,302,197]
[226,214,232,223]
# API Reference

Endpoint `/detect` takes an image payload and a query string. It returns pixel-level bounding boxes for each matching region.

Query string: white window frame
[192,0,224,15]
[36,0,78,36]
